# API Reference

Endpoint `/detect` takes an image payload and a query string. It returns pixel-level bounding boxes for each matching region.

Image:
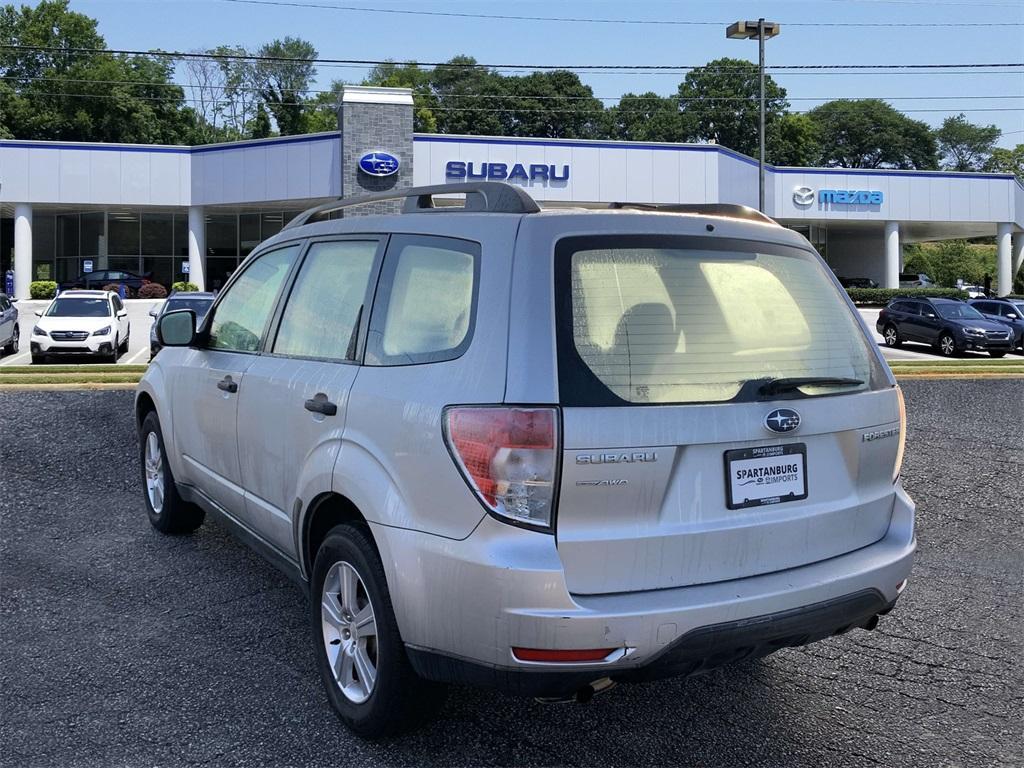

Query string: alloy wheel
[884,326,898,346]
[940,335,955,356]
[144,431,165,514]
[321,561,378,704]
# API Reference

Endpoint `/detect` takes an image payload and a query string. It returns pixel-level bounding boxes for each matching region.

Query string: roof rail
[284,182,541,229]
[608,202,779,226]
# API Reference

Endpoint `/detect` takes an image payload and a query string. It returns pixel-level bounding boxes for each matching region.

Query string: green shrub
[29,281,57,300]
[137,282,168,299]
[846,287,969,305]
[171,281,199,292]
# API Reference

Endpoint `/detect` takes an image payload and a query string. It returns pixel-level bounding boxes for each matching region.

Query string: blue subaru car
[969,298,1024,352]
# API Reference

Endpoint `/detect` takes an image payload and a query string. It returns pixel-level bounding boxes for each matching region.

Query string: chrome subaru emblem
[765,408,801,434]
[358,151,400,177]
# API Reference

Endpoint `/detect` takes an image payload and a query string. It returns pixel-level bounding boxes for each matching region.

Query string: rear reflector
[512,647,617,663]
[443,406,559,530]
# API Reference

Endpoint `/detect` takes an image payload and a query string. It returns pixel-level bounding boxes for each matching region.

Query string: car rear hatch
[551,232,901,595]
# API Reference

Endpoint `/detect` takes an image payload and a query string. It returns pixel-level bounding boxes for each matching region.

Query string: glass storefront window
[206,214,237,259]
[173,214,188,257]
[80,213,105,257]
[240,213,261,258]
[108,211,140,256]
[56,215,79,258]
[261,212,284,240]
[142,213,174,256]
[33,213,55,280]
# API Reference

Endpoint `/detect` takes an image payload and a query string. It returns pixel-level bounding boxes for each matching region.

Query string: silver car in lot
[136,183,915,737]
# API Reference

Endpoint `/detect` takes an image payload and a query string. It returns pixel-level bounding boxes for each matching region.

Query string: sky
[58,0,1024,147]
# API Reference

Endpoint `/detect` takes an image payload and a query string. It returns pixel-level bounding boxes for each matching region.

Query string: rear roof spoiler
[608,202,780,226]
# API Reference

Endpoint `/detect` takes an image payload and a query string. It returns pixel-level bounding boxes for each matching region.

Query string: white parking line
[125,345,150,364]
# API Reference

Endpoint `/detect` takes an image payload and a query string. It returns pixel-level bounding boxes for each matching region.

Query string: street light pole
[758,18,766,214]
[726,19,780,213]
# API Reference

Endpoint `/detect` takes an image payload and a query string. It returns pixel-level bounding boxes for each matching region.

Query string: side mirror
[148,307,159,318]
[925,313,936,318]
[1007,313,1019,320]
[117,309,128,318]
[34,309,42,317]
[157,309,196,347]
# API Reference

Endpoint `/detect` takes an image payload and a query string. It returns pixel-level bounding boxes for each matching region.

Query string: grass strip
[0,364,148,374]
[0,374,143,385]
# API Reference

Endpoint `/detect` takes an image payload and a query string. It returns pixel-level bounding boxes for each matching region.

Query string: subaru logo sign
[358,151,400,177]
[792,186,814,206]
[765,408,801,434]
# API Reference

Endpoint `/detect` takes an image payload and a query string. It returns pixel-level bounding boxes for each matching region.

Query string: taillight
[893,386,907,483]
[443,406,559,530]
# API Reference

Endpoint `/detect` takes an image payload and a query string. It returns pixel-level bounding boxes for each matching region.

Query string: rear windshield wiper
[758,376,864,397]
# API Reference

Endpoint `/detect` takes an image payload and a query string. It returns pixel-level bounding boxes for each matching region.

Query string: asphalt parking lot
[1,381,1021,768]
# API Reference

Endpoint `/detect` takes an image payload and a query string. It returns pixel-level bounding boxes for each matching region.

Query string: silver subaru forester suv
[137,183,914,737]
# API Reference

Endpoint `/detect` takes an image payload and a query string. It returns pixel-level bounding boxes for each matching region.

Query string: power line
[8,89,1024,115]
[217,0,1024,27]
[3,44,1022,73]
[5,75,1023,102]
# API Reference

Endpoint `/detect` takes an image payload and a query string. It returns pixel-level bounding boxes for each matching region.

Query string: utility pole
[727,19,780,213]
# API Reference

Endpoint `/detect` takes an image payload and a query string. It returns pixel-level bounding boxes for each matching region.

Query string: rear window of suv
[555,235,885,406]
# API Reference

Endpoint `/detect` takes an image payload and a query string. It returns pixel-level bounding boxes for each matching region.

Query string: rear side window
[365,235,478,366]
[555,235,884,405]
[208,244,300,353]
[273,239,380,361]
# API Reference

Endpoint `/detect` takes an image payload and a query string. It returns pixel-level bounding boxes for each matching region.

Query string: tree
[767,113,821,166]
[362,61,437,132]
[935,114,1001,171]
[304,79,344,133]
[608,92,683,143]
[984,143,1024,181]
[676,57,788,157]
[253,37,317,135]
[806,99,938,169]
[430,56,508,137]
[502,70,605,139]
[0,0,200,143]
[210,45,263,139]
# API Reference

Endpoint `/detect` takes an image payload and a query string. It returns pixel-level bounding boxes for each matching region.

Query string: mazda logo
[765,408,801,433]
[792,186,814,206]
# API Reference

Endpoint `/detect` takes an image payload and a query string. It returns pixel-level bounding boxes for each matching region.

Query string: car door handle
[304,393,337,416]
[217,375,238,393]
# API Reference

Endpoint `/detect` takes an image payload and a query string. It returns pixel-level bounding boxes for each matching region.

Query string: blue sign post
[83,259,94,273]
[4,270,13,297]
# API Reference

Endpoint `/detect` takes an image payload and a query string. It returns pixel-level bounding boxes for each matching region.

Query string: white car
[31,290,130,363]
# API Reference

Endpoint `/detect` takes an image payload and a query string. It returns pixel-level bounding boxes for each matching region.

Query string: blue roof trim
[0,140,189,154]
[773,166,1019,183]
[1,133,338,155]
[413,134,760,167]
[191,133,338,154]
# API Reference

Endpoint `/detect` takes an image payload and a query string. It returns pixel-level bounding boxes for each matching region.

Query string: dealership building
[2,85,1022,297]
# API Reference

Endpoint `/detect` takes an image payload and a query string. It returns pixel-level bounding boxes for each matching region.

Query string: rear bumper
[407,588,893,696]
[374,485,916,696]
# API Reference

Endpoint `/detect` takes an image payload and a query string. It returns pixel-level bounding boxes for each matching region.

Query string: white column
[13,204,32,300]
[187,206,206,292]
[995,223,1012,297]
[884,221,900,290]
[1012,232,1023,280]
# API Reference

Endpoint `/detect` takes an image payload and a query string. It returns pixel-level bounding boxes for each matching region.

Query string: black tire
[938,332,958,357]
[119,331,129,355]
[139,410,205,534]
[989,351,1006,358]
[311,524,446,738]
[2,326,17,355]
[31,353,46,365]
[882,324,901,348]
[107,338,120,363]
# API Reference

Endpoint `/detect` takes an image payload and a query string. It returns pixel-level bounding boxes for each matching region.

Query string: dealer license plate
[725,444,808,510]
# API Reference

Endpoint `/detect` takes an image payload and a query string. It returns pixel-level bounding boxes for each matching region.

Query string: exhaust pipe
[535,677,617,705]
